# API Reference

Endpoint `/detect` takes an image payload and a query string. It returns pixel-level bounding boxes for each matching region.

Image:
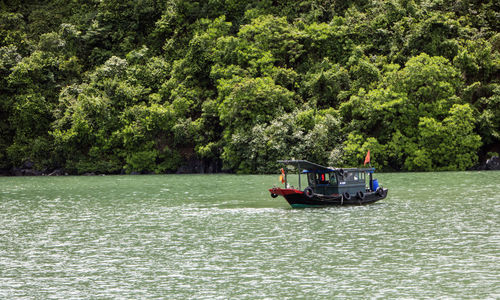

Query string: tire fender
[304,187,314,199]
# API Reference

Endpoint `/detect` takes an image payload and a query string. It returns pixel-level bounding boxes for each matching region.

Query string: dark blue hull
[283,189,388,208]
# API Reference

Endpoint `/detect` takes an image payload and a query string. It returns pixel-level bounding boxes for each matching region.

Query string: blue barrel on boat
[371,179,379,191]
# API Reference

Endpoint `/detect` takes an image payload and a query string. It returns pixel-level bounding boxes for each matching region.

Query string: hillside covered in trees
[1,0,499,174]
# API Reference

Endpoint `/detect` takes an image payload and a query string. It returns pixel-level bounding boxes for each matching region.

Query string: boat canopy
[277,160,332,172]
[277,160,375,173]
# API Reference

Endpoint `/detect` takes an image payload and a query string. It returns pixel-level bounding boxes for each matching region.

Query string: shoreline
[1,156,499,176]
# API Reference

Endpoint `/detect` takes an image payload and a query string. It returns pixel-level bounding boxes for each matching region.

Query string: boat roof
[277,160,375,173]
[277,160,330,171]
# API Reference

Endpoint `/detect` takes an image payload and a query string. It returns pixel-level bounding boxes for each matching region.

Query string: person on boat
[319,173,328,184]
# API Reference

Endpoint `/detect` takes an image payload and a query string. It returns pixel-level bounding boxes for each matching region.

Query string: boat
[269,160,388,208]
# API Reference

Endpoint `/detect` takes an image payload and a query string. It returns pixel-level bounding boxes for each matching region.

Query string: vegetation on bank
[0,0,499,174]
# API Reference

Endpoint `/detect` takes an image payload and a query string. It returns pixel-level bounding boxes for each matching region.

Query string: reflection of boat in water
[269,160,388,208]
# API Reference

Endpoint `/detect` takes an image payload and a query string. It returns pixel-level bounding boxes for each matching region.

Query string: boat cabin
[278,160,378,196]
[306,169,368,195]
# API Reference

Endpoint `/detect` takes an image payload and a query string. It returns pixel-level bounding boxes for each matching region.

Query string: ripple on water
[0,172,499,298]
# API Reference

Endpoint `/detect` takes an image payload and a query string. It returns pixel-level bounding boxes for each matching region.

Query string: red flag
[364,150,370,165]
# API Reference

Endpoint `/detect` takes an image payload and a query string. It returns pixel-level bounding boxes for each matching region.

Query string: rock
[175,164,193,174]
[486,156,500,170]
[48,169,65,176]
[7,160,45,176]
[176,157,221,174]
[22,160,35,169]
[9,166,43,176]
[11,167,23,176]
[23,169,42,176]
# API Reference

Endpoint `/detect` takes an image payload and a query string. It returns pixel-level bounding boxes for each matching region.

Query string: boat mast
[298,162,301,190]
[369,171,373,191]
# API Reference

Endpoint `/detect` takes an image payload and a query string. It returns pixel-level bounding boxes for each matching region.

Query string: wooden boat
[269,160,388,208]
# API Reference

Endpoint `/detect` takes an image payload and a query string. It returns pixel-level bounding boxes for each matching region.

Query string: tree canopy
[1,0,499,174]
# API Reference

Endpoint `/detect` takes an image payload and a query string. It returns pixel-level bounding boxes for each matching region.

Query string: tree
[341,54,481,171]
[0,0,498,173]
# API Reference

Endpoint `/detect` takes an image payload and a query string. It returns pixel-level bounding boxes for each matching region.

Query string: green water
[1,172,499,298]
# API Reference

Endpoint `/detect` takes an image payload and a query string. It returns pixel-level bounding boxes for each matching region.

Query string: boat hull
[269,188,388,208]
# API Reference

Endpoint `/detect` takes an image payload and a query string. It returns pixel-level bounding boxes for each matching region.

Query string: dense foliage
[1,0,499,174]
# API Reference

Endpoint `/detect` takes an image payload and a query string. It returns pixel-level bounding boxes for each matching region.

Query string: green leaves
[221,107,343,173]
[217,76,295,130]
[0,0,498,173]
[341,54,482,171]
[410,104,481,171]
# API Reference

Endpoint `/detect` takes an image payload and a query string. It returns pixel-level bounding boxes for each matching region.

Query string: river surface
[0,172,499,299]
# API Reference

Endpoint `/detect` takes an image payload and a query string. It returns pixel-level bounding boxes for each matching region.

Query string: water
[0,172,499,299]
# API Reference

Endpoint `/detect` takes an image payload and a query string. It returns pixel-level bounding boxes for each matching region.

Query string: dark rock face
[10,167,43,176]
[22,161,35,169]
[485,156,500,170]
[4,157,224,176]
[176,157,221,174]
[11,167,24,176]
[22,169,43,176]
[48,169,65,176]
[473,156,500,171]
